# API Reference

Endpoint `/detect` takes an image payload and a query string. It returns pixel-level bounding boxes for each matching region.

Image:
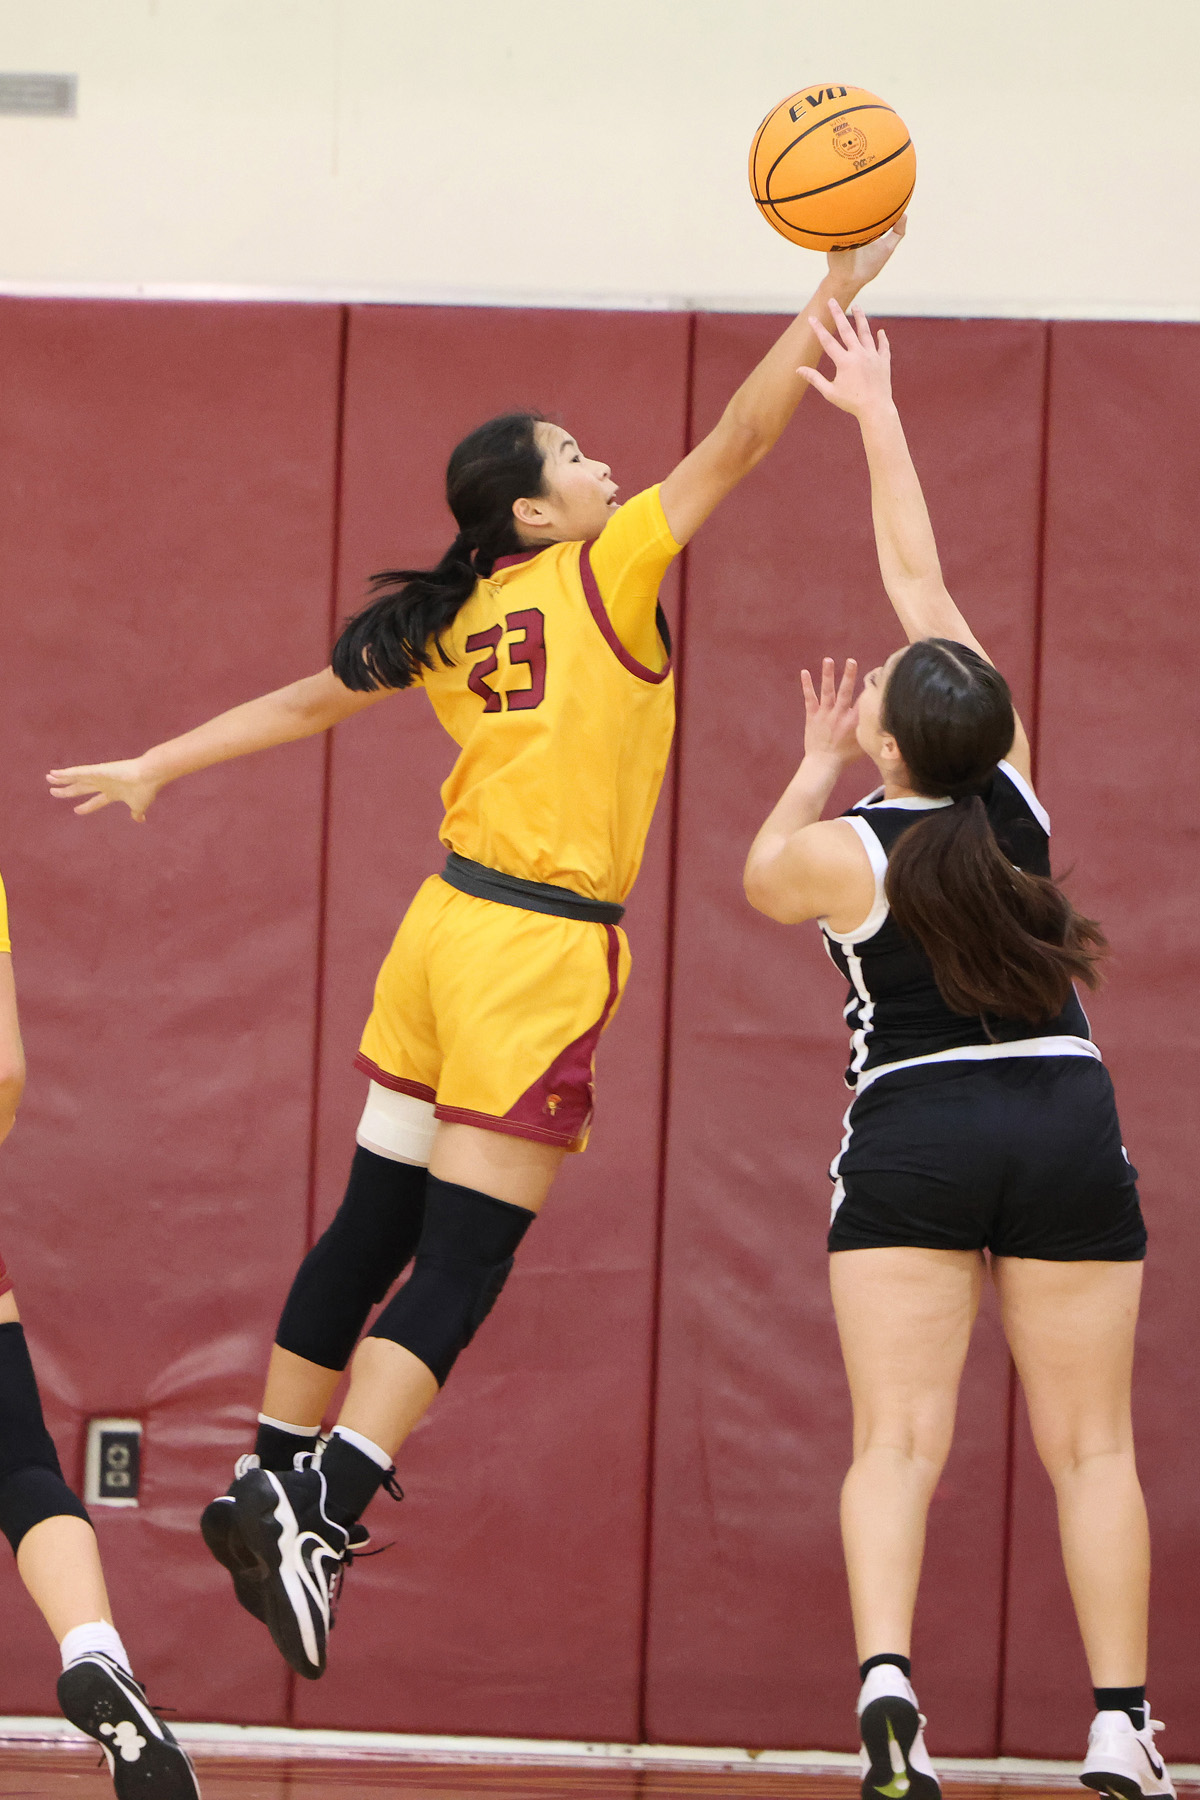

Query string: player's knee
[366,1176,535,1386]
[0,1464,90,1555]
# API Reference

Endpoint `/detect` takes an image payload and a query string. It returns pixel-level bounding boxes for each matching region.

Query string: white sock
[60,1620,133,1678]
[328,1424,392,1470]
[257,1412,320,1437]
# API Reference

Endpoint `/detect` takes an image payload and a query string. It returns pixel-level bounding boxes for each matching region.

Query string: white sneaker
[857,1663,941,1799]
[1081,1709,1175,1798]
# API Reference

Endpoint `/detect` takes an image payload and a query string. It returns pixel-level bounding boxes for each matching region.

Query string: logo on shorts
[545,1094,561,1116]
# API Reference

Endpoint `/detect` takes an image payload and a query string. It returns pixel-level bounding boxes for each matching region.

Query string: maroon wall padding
[999,322,1200,1760]
[0,298,1190,1758]
[292,307,690,1740]
[0,299,342,1722]
[645,316,1051,1756]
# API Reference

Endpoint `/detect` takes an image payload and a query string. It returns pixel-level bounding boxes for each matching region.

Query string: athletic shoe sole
[860,1695,941,1800]
[1082,1777,1157,1799]
[233,1466,332,1680]
[57,1657,199,1799]
[200,1494,268,1624]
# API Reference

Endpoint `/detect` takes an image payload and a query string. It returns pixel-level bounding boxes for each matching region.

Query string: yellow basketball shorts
[355,875,631,1152]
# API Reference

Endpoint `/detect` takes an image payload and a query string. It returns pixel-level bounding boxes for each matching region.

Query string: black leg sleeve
[275,1147,428,1371]
[367,1175,535,1386]
[0,1322,90,1553]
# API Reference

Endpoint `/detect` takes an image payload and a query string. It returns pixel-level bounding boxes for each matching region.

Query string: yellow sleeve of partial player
[0,872,10,955]
[587,485,682,673]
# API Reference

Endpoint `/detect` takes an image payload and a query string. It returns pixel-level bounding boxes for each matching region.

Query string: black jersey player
[744,303,1170,1800]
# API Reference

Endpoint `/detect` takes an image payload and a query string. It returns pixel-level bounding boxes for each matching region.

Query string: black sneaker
[232,1454,350,1680]
[57,1654,200,1798]
[202,1452,372,1628]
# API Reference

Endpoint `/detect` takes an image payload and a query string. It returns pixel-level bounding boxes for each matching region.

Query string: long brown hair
[881,639,1106,1020]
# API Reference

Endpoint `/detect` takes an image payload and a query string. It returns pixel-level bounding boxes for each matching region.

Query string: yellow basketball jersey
[417,485,680,904]
[0,871,10,954]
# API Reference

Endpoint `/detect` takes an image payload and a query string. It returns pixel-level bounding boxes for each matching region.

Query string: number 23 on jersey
[465,609,546,713]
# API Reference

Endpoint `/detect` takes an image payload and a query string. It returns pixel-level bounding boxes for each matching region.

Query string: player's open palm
[799,300,892,419]
[802,657,861,765]
[47,758,160,823]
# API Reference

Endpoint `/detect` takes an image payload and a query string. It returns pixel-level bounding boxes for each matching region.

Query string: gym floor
[5,1747,1200,1798]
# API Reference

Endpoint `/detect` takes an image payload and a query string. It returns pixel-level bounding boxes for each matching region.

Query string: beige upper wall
[0,0,1197,317]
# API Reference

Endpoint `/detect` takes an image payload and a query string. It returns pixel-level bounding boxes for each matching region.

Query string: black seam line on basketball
[748,112,772,188]
[759,103,895,194]
[764,137,912,205]
[764,178,914,241]
[758,105,896,197]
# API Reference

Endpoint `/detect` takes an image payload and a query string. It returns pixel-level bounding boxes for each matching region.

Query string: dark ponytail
[332,411,548,691]
[881,639,1107,1020]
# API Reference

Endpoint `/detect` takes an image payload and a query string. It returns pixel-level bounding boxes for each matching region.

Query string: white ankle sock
[257,1412,320,1437]
[60,1620,132,1677]
[328,1425,392,1470]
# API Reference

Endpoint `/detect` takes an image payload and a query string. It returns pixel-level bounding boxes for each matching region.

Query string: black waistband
[439,852,625,925]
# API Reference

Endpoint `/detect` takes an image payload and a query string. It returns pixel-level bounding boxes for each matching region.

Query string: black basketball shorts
[827,1056,1146,1260]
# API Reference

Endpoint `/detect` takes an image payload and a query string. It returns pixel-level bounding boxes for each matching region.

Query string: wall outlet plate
[84,1418,142,1508]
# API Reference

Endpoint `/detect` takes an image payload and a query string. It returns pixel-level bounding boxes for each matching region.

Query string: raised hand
[801,656,861,766]
[797,299,893,418]
[47,759,161,823]
[826,215,906,292]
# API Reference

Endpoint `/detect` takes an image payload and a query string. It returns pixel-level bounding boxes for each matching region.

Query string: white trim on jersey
[996,759,1051,834]
[853,1035,1101,1094]
[819,816,891,946]
[856,788,952,813]
[843,942,877,1078]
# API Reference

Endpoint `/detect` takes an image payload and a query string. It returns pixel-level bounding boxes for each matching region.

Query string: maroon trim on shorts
[357,928,621,1153]
[434,1105,585,1151]
[353,1054,437,1105]
[490,922,622,1147]
[0,1250,12,1299]
[578,545,672,685]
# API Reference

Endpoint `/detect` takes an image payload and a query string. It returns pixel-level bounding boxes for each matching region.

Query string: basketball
[749,83,915,251]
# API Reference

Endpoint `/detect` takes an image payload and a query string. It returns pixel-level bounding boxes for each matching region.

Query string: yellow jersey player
[49,224,904,1681]
[0,872,201,1796]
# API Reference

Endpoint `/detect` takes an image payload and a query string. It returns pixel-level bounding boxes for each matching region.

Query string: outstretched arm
[657,226,906,546]
[48,667,388,822]
[797,302,1031,779]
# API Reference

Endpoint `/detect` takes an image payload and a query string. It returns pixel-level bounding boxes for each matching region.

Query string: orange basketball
[749,84,915,251]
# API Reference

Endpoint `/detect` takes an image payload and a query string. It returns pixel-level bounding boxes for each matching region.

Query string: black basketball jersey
[820,761,1096,1090]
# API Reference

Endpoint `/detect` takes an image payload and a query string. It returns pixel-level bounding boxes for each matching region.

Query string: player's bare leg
[830,1246,980,1800]
[0,1289,200,1796]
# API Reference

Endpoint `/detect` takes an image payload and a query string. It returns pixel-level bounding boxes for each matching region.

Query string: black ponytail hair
[881,638,1107,1020]
[332,410,549,691]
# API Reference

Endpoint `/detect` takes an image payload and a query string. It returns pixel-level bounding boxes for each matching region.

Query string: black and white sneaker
[57,1654,200,1798]
[232,1453,351,1680]
[1082,1709,1175,1797]
[858,1663,941,1799]
[202,1452,371,1627]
